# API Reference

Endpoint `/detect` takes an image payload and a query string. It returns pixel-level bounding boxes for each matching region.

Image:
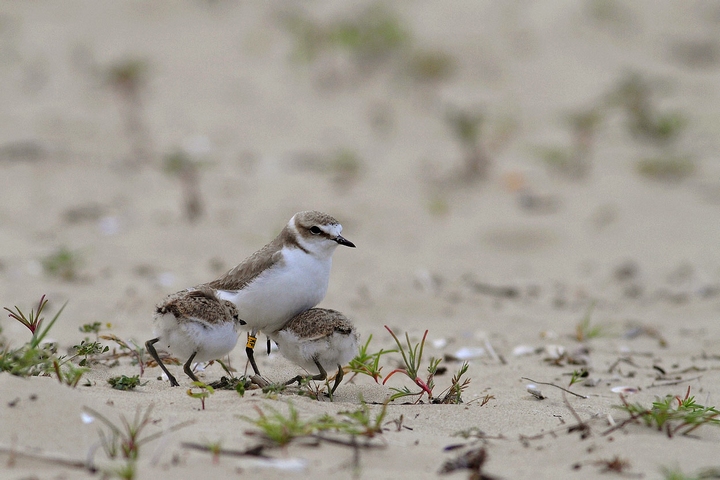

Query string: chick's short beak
[335,235,356,248]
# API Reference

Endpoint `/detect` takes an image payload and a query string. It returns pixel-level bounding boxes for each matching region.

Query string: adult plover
[146,288,244,386]
[203,211,355,376]
[267,308,359,394]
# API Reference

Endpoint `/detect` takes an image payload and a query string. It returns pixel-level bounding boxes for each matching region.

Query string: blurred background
[1,0,719,351]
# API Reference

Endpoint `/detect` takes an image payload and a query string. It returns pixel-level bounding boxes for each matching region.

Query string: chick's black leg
[183,351,199,382]
[330,364,344,395]
[146,338,179,387]
[285,356,328,387]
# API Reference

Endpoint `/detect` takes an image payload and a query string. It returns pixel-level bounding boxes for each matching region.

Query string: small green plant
[405,49,455,83]
[203,439,224,464]
[86,404,166,459]
[240,400,388,447]
[575,302,603,341]
[84,404,192,480]
[347,334,395,382]
[0,341,55,378]
[609,72,686,143]
[108,375,144,391]
[239,402,315,446]
[636,155,695,182]
[610,387,720,437]
[382,326,433,402]
[434,362,471,404]
[337,400,389,438]
[163,149,204,222]
[42,246,82,281]
[381,327,473,404]
[445,108,489,182]
[4,295,65,350]
[426,356,442,391]
[111,462,136,480]
[107,59,147,97]
[187,381,215,410]
[535,146,573,174]
[427,194,450,216]
[0,296,86,386]
[284,4,409,69]
[106,57,150,165]
[536,107,603,180]
[261,382,289,397]
[661,466,720,480]
[294,374,332,401]
[73,340,109,366]
[54,359,88,388]
[289,148,362,187]
[329,5,408,66]
[207,370,252,396]
[452,427,487,440]
[101,334,146,375]
[568,368,589,387]
[80,321,105,336]
[565,107,602,179]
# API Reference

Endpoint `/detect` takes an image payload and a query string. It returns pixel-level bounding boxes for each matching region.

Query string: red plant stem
[415,377,433,396]
[382,369,405,385]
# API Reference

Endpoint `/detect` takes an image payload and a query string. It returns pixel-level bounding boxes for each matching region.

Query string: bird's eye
[310,226,322,235]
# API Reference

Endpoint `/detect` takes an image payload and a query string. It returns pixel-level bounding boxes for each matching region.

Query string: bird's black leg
[311,357,328,383]
[145,338,179,387]
[183,351,199,382]
[246,333,261,376]
[330,364,344,395]
[285,356,328,387]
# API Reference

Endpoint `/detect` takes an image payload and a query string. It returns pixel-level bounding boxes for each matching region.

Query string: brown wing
[282,308,354,338]
[203,233,285,291]
[155,288,232,325]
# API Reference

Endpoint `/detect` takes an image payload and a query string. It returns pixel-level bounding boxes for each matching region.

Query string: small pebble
[583,377,601,387]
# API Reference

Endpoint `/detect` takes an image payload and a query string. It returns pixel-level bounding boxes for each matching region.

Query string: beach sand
[2,1,720,479]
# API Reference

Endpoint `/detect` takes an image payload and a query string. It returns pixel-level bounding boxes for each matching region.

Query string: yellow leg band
[246,334,257,349]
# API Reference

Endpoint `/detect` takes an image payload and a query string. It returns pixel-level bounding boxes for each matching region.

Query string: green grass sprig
[608,387,720,437]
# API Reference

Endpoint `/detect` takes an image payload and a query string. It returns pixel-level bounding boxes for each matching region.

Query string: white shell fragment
[611,386,639,395]
[239,457,308,472]
[543,345,566,360]
[432,338,448,349]
[526,384,546,400]
[512,345,536,357]
[81,412,95,424]
[453,347,485,360]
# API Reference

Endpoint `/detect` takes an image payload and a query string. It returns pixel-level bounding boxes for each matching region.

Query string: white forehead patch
[324,223,342,237]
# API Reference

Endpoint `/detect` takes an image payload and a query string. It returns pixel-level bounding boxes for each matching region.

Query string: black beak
[335,235,356,248]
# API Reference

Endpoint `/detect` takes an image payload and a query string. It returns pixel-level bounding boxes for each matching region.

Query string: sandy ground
[2,1,720,479]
